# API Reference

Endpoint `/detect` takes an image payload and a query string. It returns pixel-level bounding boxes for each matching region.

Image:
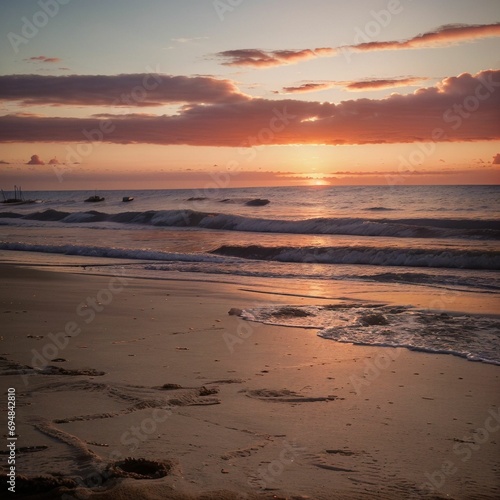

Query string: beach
[1,0,500,496]
[1,255,499,499]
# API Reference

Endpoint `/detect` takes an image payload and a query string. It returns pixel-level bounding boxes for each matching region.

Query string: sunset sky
[0,0,499,189]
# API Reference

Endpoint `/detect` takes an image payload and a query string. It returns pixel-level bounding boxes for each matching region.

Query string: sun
[309,178,329,186]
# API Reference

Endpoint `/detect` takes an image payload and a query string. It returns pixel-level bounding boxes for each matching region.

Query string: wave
[1,209,499,240]
[0,241,230,263]
[2,241,498,292]
[240,304,500,365]
[4,239,496,272]
[212,244,500,270]
[145,264,498,291]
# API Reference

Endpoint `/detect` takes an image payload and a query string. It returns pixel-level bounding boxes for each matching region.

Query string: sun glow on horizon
[309,178,330,186]
[0,2,499,189]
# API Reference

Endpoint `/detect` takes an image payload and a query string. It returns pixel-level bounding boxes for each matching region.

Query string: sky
[0,0,499,189]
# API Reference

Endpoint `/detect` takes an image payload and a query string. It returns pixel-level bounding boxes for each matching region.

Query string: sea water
[1,185,499,363]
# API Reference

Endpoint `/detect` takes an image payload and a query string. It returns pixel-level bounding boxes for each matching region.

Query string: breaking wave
[211,244,500,270]
[240,304,500,365]
[0,209,498,240]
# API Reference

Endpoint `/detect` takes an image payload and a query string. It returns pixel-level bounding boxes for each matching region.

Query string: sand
[0,256,499,499]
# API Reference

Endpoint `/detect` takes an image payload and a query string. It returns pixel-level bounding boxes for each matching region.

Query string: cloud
[344,77,428,91]
[1,70,499,147]
[25,56,62,63]
[352,22,500,52]
[0,74,248,107]
[0,160,10,164]
[281,77,427,94]
[318,167,500,185]
[171,37,208,43]
[281,82,337,94]
[26,154,44,165]
[216,23,500,69]
[3,165,497,189]
[493,154,500,164]
[215,47,335,68]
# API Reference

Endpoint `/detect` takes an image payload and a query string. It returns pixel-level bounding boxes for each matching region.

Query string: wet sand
[0,260,499,499]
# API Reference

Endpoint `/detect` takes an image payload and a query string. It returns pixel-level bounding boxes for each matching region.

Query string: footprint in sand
[245,388,337,403]
[308,448,362,473]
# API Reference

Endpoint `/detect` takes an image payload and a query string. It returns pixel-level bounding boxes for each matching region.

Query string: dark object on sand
[161,383,183,390]
[122,196,134,202]
[107,458,172,479]
[245,198,270,206]
[0,473,77,496]
[359,313,389,326]
[271,307,314,318]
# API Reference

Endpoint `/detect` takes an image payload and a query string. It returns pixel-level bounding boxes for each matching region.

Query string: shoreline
[2,249,499,316]
[0,256,499,499]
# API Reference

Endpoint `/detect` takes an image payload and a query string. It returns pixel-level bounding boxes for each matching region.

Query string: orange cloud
[25,56,62,63]
[1,70,499,147]
[281,82,337,94]
[319,167,500,186]
[282,77,427,94]
[216,23,500,68]
[353,22,500,52]
[215,47,336,67]
[345,77,428,91]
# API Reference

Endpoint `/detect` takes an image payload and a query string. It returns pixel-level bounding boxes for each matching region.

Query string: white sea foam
[0,241,232,264]
[213,245,500,270]
[241,304,500,365]
[1,208,498,240]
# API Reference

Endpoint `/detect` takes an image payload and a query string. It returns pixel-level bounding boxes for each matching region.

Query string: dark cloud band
[0,70,498,146]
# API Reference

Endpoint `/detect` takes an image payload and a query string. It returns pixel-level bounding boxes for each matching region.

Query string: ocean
[1,185,499,364]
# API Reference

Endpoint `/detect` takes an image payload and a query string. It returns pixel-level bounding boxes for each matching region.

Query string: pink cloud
[344,77,428,91]
[353,22,500,52]
[26,154,44,165]
[282,77,427,94]
[281,82,337,94]
[215,47,336,68]
[216,23,500,68]
[0,74,248,107]
[25,56,62,64]
[1,70,499,147]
